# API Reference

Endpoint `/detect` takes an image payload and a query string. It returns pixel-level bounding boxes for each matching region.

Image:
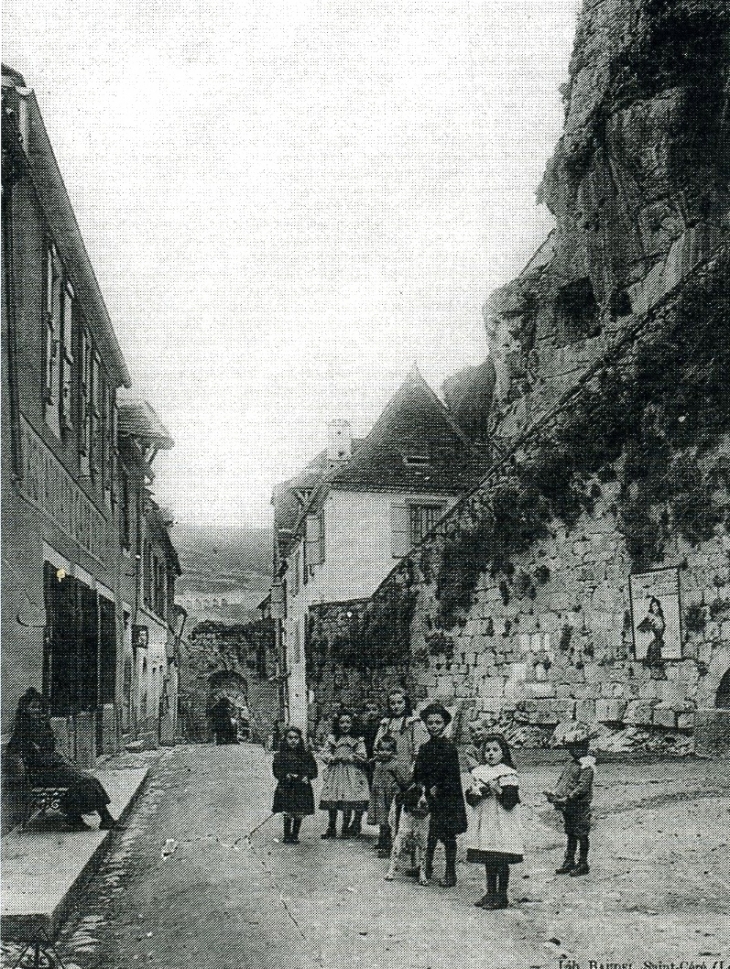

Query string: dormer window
[403,454,430,467]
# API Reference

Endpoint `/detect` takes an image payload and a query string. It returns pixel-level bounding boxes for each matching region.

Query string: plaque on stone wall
[629,567,682,662]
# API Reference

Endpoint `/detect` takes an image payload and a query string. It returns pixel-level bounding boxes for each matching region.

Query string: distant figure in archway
[209,697,238,745]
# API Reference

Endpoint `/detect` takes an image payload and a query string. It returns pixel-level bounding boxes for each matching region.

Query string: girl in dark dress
[412,702,467,888]
[7,688,116,830]
[272,726,318,844]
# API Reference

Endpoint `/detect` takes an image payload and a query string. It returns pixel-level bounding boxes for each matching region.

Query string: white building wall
[282,489,458,734]
[316,490,456,602]
[284,545,309,733]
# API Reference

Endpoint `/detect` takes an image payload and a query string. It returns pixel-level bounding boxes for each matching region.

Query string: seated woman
[6,688,116,830]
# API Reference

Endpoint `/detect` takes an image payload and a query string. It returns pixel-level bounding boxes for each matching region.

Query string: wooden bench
[21,787,69,832]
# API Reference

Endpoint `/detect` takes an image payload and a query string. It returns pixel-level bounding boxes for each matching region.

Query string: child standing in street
[465,733,524,909]
[545,723,596,876]
[412,702,468,888]
[319,710,370,839]
[272,726,318,844]
[367,734,411,857]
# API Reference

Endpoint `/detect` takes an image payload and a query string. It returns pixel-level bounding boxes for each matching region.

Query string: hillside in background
[173,524,273,625]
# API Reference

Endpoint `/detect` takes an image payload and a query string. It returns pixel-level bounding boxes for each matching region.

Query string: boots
[439,843,457,888]
[340,809,352,838]
[477,871,499,908]
[349,812,362,839]
[283,817,293,844]
[556,836,578,873]
[291,818,301,844]
[555,854,576,874]
[322,809,338,838]
[569,836,590,876]
[494,864,510,907]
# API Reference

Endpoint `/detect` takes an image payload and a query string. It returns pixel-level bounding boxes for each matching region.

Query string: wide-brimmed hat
[420,702,452,726]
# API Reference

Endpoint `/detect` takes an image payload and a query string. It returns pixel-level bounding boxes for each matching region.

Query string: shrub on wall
[324,590,417,675]
[434,250,730,626]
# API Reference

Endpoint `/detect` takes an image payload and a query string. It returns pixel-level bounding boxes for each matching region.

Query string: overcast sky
[4,0,579,527]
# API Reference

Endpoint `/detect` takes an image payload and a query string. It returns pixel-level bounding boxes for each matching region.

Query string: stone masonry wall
[406,474,730,750]
[178,619,278,744]
[306,599,414,743]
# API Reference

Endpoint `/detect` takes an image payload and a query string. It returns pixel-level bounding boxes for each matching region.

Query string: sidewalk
[1,757,151,942]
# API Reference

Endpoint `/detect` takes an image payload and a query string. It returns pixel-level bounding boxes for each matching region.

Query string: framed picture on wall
[629,566,682,661]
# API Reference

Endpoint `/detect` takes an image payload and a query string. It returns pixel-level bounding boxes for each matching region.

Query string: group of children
[271,688,596,909]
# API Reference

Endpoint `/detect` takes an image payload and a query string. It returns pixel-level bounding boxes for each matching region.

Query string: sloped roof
[328,366,486,493]
[272,449,329,547]
[118,400,174,449]
[2,69,131,388]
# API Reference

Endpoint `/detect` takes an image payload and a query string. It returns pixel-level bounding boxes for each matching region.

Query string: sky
[3,0,580,527]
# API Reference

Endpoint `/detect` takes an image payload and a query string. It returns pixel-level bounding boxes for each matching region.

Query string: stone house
[271,366,487,732]
[1,65,181,812]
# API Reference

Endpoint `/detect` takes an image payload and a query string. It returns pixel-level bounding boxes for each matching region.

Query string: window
[90,352,102,482]
[305,512,325,569]
[409,504,443,545]
[119,468,131,549]
[102,383,112,502]
[43,241,62,436]
[143,540,152,608]
[60,282,75,432]
[403,454,430,467]
[79,327,92,475]
[292,549,300,597]
[110,398,119,505]
[391,501,445,556]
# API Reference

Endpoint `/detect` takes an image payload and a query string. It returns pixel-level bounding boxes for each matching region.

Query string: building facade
[1,67,180,791]
[272,367,487,732]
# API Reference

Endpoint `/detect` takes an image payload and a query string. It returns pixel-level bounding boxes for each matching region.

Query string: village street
[47,744,729,969]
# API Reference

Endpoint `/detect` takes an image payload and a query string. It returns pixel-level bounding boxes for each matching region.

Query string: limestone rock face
[486,0,730,429]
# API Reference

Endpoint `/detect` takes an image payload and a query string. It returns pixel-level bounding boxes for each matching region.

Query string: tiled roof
[118,400,174,449]
[272,449,329,547]
[328,366,486,493]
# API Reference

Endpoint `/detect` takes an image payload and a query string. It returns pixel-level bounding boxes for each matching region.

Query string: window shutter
[390,501,409,557]
[306,513,323,565]
[60,283,74,431]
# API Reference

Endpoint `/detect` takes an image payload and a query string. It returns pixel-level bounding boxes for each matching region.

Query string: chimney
[327,420,352,467]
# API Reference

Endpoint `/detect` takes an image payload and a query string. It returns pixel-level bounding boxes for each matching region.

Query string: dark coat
[413,735,468,839]
[272,747,318,816]
[7,722,110,817]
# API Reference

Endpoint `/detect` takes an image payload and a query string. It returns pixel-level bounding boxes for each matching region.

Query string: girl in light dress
[465,732,524,909]
[319,710,370,839]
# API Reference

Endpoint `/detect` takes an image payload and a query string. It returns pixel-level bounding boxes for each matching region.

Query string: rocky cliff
[486,0,729,437]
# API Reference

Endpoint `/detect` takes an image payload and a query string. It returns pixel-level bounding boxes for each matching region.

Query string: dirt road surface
[47,744,728,969]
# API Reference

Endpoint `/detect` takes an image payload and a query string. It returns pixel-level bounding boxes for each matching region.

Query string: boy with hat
[544,723,596,876]
[412,702,468,887]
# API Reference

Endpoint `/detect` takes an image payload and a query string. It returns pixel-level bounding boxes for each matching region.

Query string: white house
[272,366,487,731]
